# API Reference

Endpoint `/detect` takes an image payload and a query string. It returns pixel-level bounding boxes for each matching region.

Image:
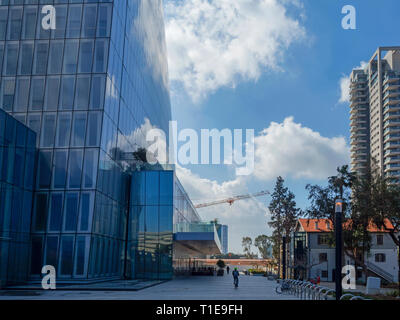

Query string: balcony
[350,105,368,114]
[383,89,400,100]
[384,133,400,142]
[384,141,400,149]
[383,96,400,107]
[350,99,369,108]
[384,120,400,129]
[383,81,400,93]
[384,163,400,172]
[383,111,400,121]
[383,73,400,85]
[350,139,368,146]
[384,148,400,156]
[384,156,400,164]
[383,104,400,115]
[350,92,367,101]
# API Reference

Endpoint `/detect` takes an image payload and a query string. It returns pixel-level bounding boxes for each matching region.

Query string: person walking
[232,268,239,288]
[226,266,230,274]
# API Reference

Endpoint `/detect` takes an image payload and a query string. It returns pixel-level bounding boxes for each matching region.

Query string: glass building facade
[0,0,222,286]
[0,0,172,282]
[0,107,36,285]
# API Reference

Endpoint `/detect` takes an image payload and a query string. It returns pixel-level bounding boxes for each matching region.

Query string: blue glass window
[40,113,56,147]
[78,40,94,73]
[37,151,52,189]
[86,111,101,146]
[75,236,87,276]
[82,4,97,38]
[63,192,78,232]
[59,76,75,110]
[56,113,71,147]
[63,40,79,74]
[45,236,59,268]
[8,7,22,40]
[29,77,45,111]
[30,236,43,274]
[44,76,60,110]
[66,5,82,38]
[48,40,64,74]
[71,112,87,147]
[83,148,98,189]
[0,78,15,111]
[14,77,30,112]
[22,6,37,40]
[3,42,19,76]
[33,193,48,231]
[18,42,34,75]
[48,193,63,231]
[68,149,83,188]
[78,192,93,232]
[53,150,68,189]
[59,235,74,276]
[75,75,90,110]
[33,41,49,75]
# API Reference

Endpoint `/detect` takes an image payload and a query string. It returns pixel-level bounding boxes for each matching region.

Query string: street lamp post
[335,199,343,301]
[282,236,286,279]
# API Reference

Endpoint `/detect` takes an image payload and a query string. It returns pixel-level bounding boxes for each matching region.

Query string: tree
[268,177,287,274]
[365,168,400,290]
[268,176,301,277]
[242,237,254,258]
[216,259,226,269]
[305,165,374,279]
[254,235,272,259]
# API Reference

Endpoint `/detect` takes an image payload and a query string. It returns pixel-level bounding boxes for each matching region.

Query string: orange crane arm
[194,190,270,209]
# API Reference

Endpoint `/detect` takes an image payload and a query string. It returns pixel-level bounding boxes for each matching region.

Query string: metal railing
[275,279,371,300]
[365,261,394,283]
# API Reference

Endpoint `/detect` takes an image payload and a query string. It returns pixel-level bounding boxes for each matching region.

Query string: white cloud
[338,61,368,104]
[253,117,350,180]
[165,0,306,101]
[176,117,350,252]
[339,76,351,103]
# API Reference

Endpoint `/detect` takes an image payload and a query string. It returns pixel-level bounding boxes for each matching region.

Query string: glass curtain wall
[128,170,173,281]
[0,108,36,285]
[0,0,172,282]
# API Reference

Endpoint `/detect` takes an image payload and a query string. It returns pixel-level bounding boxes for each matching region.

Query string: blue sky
[164,0,400,253]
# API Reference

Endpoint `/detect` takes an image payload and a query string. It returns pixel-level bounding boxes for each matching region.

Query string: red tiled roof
[298,218,394,233]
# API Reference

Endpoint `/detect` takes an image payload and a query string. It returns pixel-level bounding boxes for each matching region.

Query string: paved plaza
[0,275,299,300]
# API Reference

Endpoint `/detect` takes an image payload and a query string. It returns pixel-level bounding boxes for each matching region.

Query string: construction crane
[194,190,270,209]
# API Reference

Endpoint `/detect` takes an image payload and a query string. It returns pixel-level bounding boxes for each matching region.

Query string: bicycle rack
[322,289,336,300]
[274,279,373,300]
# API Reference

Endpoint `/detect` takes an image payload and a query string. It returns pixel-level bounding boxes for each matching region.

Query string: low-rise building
[289,218,399,283]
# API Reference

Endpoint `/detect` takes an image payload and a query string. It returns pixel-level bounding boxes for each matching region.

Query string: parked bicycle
[276,280,291,294]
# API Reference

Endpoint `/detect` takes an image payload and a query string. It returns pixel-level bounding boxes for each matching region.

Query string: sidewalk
[0,275,299,300]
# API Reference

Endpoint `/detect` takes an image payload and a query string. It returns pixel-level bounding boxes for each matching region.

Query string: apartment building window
[318,235,329,245]
[321,270,328,278]
[376,235,384,245]
[319,253,328,263]
[375,253,386,263]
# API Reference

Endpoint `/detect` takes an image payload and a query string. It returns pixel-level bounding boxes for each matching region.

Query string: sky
[162,0,400,254]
